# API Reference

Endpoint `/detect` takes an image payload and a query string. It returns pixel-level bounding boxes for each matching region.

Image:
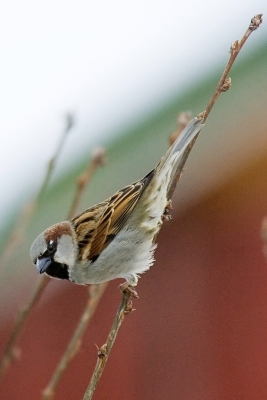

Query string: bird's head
[30,221,77,281]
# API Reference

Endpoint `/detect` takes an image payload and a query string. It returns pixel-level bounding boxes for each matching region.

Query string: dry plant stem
[0,146,104,381]
[203,14,262,123]
[42,283,108,400]
[82,290,131,400]
[0,115,74,378]
[0,114,74,265]
[67,162,97,220]
[67,147,106,220]
[41,150,107,399]
[170,14,263,198]
[36,113,74,205]
[0,149,106,379]
[0,275,50,378]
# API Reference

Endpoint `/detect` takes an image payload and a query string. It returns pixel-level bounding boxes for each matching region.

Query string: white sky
[0,1,265,225]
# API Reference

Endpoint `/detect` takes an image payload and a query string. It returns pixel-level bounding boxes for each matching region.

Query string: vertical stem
[83,290,131,400]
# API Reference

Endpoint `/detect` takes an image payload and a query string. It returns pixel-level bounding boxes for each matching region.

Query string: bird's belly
[74,223,157,285]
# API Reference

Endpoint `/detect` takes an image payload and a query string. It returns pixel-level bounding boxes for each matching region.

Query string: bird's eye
[47,241,56,254]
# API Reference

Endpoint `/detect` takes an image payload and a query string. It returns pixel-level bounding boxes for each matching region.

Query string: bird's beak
[36,257,51,274]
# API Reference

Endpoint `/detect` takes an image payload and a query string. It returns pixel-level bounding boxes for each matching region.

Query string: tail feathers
[162,117,204,169]
[155,117,204,198]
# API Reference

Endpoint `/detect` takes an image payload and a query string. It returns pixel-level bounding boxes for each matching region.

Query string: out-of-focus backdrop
[0,2,267,399]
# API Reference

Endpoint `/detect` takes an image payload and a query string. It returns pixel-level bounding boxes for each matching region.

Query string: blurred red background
[1,153,267,400]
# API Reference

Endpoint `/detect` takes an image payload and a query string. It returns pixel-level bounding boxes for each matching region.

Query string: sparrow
[30,117,203,290]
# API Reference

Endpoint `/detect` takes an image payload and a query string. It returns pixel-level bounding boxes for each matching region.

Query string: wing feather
[72,202,109,261]
[71,172,154,263]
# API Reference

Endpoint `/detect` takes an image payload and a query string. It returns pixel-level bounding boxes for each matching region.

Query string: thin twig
[82,290,132,400]
[0,114,74,378]
[0,113,74,265]
[0,145,106,381]
[39,143,131,400]
[42,283,108,400]
[167,13,263,200]
[0,275,50,378]
[202,13,263,123]
[67,147,107,220]
[36,113,75,205]
[43,151,132,398]
[41,149,107,399]
[81,14,262,399]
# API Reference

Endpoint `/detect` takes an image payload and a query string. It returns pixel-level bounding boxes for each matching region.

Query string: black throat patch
[45,260,69,280]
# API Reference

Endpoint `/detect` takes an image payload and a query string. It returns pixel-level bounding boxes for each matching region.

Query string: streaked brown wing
[90,182,145,257]
[71,172,154,263]
[71,202,109,261]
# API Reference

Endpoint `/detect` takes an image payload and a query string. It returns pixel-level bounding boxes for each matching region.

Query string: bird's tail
[159,117,203,171]
[155,116,204,198]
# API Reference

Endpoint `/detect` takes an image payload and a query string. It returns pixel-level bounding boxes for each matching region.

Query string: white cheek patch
[54,234,78,268]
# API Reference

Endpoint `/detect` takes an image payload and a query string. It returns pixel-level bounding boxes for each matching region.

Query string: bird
[30,117,203,293]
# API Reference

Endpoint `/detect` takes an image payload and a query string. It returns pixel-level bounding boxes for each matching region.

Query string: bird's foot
[162,199,173,222]
[162,214,172,222]
[124,299,136,314]
[119,281,139,298]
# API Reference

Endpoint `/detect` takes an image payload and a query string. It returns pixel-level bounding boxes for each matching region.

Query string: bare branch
[42,283,108,400]
[0,275,50,378]
[82,290,132,400]
[67,147,106,220]
[0,114,74,266]
[0,142,106,379]
[202,13,263,123]
[40,150,107,398]
[0,114,74,377]
[35,112,75,205]
[167,14,263,201]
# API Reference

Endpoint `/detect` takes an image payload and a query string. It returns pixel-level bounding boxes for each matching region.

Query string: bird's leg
[162,199,173,222]
[119,281,139,298]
